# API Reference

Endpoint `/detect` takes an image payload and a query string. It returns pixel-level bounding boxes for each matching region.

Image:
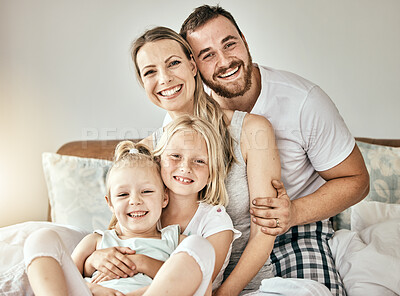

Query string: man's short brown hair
[180,5,243,40]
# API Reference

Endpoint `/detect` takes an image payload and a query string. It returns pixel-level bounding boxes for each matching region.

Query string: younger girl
[87,114,241,291]
[24,142,215,296]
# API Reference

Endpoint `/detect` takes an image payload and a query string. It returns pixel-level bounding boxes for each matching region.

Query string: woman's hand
[250,179,294,235]
[87,282,126,296]
[84,247,136,279]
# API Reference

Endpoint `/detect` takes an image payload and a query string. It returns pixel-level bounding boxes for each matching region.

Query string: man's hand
[85,247,136,279]
[250,180,294,235]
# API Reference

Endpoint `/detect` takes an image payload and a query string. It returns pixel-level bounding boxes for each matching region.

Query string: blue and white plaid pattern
[270,220,346,296]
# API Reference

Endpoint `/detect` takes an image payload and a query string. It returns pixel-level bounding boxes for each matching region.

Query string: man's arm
[251,144,370,234]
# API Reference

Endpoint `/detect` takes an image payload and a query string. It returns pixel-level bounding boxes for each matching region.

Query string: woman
[87,26,281,296]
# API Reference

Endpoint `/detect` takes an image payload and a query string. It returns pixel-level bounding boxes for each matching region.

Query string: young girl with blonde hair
[25,142,216,296]
[87,114,240,292]
[154,114,241,289]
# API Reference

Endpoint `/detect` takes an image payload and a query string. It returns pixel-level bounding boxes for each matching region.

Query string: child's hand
[91,271,113,284]
[125,254,146,274]
[85,246,136,279]
[87,282,126,296]
[126,254,164,278]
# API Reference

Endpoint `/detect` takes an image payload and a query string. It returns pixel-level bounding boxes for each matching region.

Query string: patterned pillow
[332,141,400,230]
[42,153,113,232]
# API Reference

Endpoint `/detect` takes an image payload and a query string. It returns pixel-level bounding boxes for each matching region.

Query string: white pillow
[330,201,400,295]
[42,153,113,232]
[333,141,400,230]
[351,200,400,233]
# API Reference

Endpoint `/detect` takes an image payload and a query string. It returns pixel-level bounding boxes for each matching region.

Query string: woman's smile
[158,84,183,98]
[136,39,197,116]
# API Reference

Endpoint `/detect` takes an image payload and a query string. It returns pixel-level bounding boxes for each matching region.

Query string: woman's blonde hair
[131,26,235,173]
[106,141,163,230]
[153,114,228,206]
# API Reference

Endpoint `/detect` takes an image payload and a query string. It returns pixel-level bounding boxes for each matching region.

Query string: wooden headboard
[56,139,141,160]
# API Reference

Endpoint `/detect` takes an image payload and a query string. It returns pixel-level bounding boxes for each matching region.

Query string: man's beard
[202,52,253,99]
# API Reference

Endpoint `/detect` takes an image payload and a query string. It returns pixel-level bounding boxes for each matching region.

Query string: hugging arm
[83,246,137,279]
[215,115,280,296]
[251,87,369,234]
[85,248,166,283]
[291,144,369,225]
[206,230,234,284]
[252,145,369,234]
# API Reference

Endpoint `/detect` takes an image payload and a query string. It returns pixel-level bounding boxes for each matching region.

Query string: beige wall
[1,0,399,227]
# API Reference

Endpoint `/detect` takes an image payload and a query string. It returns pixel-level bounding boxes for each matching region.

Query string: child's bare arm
[126,234,188,279]
[204,230,233,282]
[84,246,137,279]
[125,254,164,279]
[71,233,101,276]
[92,253,165,284]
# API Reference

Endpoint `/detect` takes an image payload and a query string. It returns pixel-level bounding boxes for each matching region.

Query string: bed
[1,137,399,295]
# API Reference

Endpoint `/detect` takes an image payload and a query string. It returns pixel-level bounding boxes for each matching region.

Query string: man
[179,5,369,296]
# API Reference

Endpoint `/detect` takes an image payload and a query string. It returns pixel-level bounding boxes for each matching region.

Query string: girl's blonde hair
[154,114,228,206]
[106,141,163,230]
[131,26,235,173]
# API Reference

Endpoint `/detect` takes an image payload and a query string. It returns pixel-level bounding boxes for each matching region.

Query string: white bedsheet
[329,201,400,296]
[0,221,87,295]
[1,201,399,295]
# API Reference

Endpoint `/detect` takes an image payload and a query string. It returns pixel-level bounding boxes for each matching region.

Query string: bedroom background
[0,0,399,228]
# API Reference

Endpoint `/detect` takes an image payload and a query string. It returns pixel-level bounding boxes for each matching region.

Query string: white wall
[1,0,399,227]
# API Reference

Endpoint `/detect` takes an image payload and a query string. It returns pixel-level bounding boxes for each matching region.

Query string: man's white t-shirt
[163,65,355,200]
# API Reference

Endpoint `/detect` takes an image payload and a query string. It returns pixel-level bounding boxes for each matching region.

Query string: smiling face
[160,130,210,199]
[186,15,253,99]
[136,39,198,118]
[106,164,168,238]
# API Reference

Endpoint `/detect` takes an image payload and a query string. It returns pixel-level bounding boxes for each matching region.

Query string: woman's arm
[216,114,281,295]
